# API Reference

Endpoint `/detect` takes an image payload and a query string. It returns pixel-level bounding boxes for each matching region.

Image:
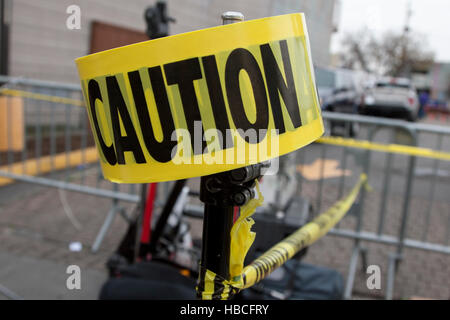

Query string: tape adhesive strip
[75,13,323,183]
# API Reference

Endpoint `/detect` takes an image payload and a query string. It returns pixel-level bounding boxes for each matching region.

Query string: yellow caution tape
[75,13,323,183]
[229,181,264,286]
[241,173,370,289]
[196,174,369,299]
[0,88,84,107]
[196,180,264,300]
[317,136,450,161]
[196,268,239,300]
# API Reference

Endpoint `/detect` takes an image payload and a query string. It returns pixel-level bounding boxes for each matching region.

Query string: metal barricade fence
[295,111,450,299]
[0,75,149,252]
[0,76,449,299]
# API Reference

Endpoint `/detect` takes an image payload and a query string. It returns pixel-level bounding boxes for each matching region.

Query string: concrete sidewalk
[0,251,106,300]
[0,179,130,300]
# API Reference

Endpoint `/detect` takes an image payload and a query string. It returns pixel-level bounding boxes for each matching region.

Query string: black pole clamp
[198,162,270,283]
[200,162,270,207]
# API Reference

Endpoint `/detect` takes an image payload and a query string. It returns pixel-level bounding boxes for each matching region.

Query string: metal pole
[396,154,417,256]
[0,169,140,202]
[198,10,245,292]
[386,253,399,300]
[0,0,8,75]
[221,11,244,25]
[92,183,125,252]
[149,179,187,254]
[200,201,234,279]
[344,124,376,299]
[91,200,119,252]
[377,130,395,235]
[394,128,417,264]
[422,133,443,241]
[134,183,148,261]
[344,245,361,299]
[199,165,262,288]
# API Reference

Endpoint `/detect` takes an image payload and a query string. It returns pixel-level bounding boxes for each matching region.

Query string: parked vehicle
[360,77,419,121]
[315,67,367,136]
[314,66,336,109]
[322,69,364,114]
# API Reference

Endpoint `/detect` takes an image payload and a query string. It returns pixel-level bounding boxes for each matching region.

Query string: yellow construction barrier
[0,89,98,186]
[0,147,99,187]
[0,96,24,151]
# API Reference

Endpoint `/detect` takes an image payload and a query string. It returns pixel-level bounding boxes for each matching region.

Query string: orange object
[0,96,24,151]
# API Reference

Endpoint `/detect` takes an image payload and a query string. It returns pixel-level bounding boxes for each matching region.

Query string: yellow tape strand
[229,181,264,286]
[0,88,84,107]
[196,174,369,299]
[241,173,370,289]
[317,136,450,162]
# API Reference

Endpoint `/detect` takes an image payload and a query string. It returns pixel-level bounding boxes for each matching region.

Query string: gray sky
[331,0,450,62]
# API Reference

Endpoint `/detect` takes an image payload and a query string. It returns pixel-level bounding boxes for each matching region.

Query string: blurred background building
[429,62,450,102]
[0,0,338,84]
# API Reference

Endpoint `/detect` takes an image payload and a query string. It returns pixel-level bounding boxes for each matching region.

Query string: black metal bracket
[199,162,269,281]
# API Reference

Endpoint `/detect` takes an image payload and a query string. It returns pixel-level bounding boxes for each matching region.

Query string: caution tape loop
[75,13,323,183]
[196,266,240,300]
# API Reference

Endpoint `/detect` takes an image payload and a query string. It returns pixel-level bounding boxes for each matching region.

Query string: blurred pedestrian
[418,91,429,119]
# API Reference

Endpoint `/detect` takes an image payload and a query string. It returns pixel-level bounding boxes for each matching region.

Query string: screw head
[232,192,246,206]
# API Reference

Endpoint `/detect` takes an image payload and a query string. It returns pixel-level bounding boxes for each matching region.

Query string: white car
[360,77,419,121]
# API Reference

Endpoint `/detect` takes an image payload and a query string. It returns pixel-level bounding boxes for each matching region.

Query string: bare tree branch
[338,29,434,76]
